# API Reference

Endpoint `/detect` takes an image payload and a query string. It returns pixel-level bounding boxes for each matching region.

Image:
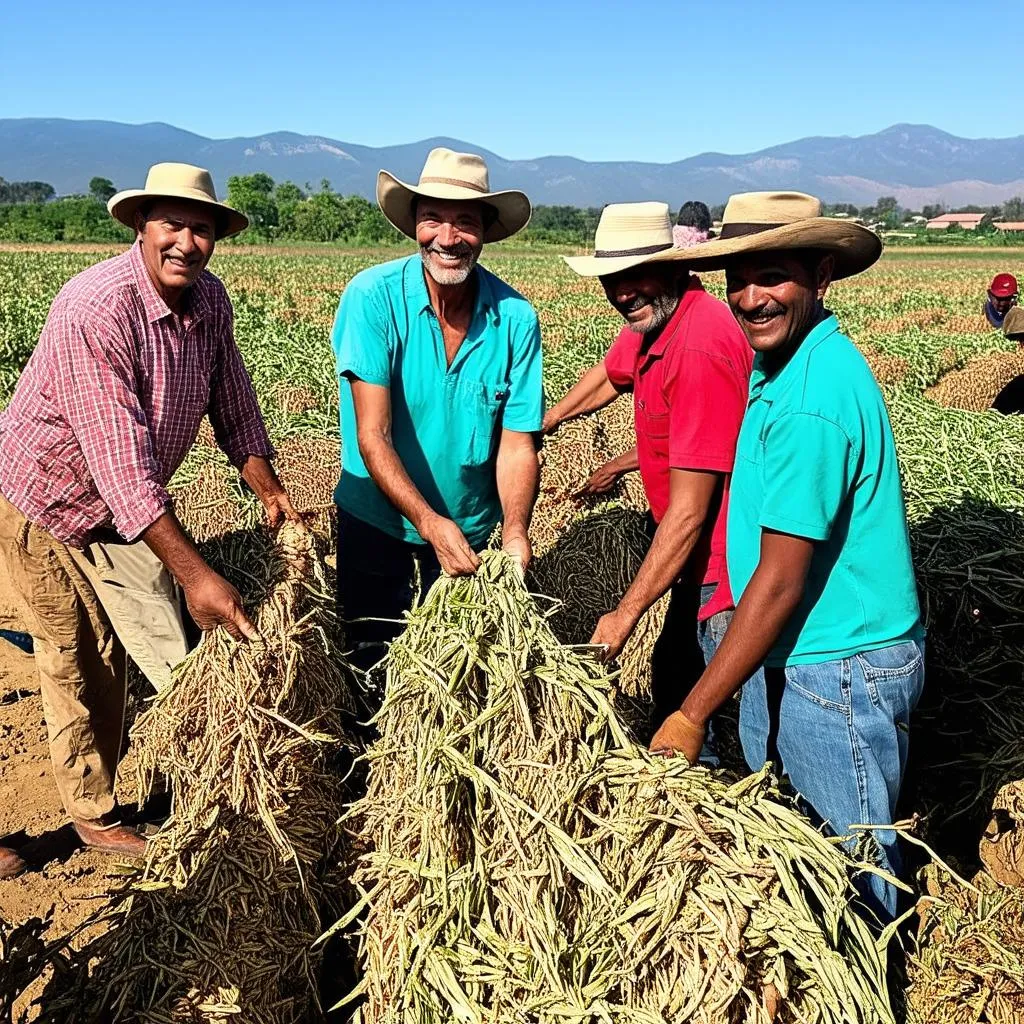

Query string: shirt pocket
[459,380,508,465]
[636,401,670,461]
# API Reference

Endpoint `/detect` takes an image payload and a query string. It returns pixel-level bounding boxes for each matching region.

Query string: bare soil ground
[0,589,143,1020]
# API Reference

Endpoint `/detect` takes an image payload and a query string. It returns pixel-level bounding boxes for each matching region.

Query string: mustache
[739,300,786,323]
[424,242,474,260]
[615,296,650,315]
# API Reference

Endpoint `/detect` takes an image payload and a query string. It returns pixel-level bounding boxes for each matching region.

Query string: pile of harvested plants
[44,523,353,1023]
[337,551,895,1024]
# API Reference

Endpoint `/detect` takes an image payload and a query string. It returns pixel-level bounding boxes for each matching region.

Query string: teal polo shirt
[727,314,923,666]
[331,255,543,548]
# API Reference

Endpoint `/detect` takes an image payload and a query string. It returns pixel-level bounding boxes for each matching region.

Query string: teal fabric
[727,314,923,666]
[332,255,543,548]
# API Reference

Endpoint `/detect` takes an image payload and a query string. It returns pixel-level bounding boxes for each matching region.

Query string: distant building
[994,222,1024,233]
[925,213,988,231]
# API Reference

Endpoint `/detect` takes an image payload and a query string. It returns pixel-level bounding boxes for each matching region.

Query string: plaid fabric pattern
[0,243,273,547]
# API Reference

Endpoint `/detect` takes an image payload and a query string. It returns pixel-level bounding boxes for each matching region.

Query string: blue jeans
[739,638,925,919]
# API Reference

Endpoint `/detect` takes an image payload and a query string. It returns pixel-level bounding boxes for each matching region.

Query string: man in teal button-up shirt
[649,191,924,919]
[330,149,543,675]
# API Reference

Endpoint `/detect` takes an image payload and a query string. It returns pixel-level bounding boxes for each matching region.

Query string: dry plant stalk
[924,351,1024,412]
[338,551,895,1024]
[43,523,353,1024]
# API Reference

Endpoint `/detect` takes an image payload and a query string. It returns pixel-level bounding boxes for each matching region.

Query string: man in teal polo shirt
[650,192,924,918]
[331,148,543,674]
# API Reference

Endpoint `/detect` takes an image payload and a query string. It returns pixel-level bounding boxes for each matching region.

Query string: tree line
[2,172,1023,245]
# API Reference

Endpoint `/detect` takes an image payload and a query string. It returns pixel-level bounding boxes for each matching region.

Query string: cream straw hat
[562,202,675,277]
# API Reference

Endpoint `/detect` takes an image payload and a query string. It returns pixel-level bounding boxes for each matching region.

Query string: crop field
[2,244,1024,1021]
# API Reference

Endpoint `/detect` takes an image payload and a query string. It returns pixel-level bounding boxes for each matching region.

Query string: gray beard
[625,292,680,335]
[421,247,480,286]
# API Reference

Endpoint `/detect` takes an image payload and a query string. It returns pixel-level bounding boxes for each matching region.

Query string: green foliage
[88,177,117,203]
[0,197,133,243]
[0,178,55,203]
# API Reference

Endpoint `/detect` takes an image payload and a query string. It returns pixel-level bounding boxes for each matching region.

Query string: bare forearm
[611,446,639,474]
[359,432,438,534]
[618,509,703,622]
[240,455,285,503]
[142,511,212,587]
[497,442,540,539]
[680,569,804,726]
[545,363,620,430]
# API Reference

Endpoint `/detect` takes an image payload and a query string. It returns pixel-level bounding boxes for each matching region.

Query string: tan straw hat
[655,191,882,279]
[108,163,249,239]
[377,147,531,243]
[563,202,675,277]
[1004,306,1024,339]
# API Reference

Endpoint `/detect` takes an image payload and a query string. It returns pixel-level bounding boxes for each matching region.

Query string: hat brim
[107,189,249,240]
[651,219,882,280]
[376,170,531,243]
[562,250,671,277]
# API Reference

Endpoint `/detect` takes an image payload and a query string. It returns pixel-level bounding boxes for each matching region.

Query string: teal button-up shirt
[332,255,544,548]
[727,314,923,666]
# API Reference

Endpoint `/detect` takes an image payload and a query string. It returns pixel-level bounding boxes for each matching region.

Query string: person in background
[992,307,1024,413]
[984,273,1018,329]
[0,164,296,876]
[652,191,924,919]
[331,149,543,676]
[544,202,755,760]
[673,200,713,248]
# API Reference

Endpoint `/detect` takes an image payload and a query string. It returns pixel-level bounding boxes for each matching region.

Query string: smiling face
[725,251,834,356]
[415,198,487,286]
[599,264,683,335]
[135,199,217,304]
[990,291,1017,317]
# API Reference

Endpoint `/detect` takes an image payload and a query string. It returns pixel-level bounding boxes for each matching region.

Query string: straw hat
[377,148,531,243]
[108,163,249,239]
[656,191,882,279]
[563,202,675,277]
[1004,306,1024,339]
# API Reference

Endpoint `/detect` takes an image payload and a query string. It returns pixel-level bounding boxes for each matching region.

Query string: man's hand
[261,488,303,530]
[421,515,481,576]
[502,530,532,574]
[541,409,561,435]
[590,606,638,661]
[649,710,707,763]
[576,458,622,498]
[183,570,260,642]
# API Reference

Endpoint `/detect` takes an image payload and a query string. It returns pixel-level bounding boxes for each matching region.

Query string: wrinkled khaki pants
[0,492,188,823]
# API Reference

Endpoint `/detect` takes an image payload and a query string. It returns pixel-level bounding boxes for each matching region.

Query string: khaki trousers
[0,492,188,822]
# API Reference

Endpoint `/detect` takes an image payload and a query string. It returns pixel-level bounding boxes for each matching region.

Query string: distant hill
[2,119,1023,208]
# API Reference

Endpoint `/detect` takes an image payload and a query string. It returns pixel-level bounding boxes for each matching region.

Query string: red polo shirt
[604,277,752,620]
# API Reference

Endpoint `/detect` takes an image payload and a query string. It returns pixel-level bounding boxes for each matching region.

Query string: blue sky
[2,0,1017,162]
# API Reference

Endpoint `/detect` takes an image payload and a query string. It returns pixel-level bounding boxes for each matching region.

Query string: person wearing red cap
[984,273,1018,328]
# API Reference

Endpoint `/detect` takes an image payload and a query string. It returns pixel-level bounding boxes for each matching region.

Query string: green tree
[88,176,116,203]
[226,173,278,236]
[1001,197,1024,222]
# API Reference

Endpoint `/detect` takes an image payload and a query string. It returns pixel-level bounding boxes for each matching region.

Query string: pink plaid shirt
[0,242,274,547]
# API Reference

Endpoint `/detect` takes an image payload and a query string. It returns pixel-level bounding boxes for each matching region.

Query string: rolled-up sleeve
[502,313,544,432]
[332,279,393,387]
[52,312,171,541]
[208,303,275,469]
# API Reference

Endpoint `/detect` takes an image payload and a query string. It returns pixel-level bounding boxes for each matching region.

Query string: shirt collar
[405,255,498,326]
[128,239,212,324]
[640,275,705,362]
[750,312,840,396]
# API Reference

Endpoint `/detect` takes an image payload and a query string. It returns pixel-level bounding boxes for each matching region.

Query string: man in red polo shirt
[544,202,754,745]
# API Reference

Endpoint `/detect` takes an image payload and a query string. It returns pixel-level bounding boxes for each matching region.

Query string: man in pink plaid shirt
[0,164,299,874]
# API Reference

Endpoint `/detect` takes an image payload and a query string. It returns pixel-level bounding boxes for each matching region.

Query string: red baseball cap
[990,273,1019,298]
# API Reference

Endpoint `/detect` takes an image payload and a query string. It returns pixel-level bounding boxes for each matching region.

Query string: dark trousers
[650,580,707,729]
[336,509,442,676]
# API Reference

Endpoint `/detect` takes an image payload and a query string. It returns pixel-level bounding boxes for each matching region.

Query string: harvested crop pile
[528,506,667,699]
[908,865,1024,1024]
[170,455,246,543]
[861,345,910,386]
[42,523,353,1024]
[979,780,1024,887]
[340,552,896,1024]
[924,350,1024,412]
[273,434,341,538]
[534,399,645,556]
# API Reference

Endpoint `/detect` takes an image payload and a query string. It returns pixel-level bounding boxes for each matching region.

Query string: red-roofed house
[925,213,988,230]
[994,222,1024,233]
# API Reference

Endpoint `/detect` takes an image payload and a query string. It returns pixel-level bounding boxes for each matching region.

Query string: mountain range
[2,118,1023,209]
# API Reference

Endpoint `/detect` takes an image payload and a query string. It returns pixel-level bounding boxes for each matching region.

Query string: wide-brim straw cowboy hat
[654,191,881,280]
[563,202,676,277]
[108,163,249,240]
[1004,306,1024,339]
[376,147,531,244]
